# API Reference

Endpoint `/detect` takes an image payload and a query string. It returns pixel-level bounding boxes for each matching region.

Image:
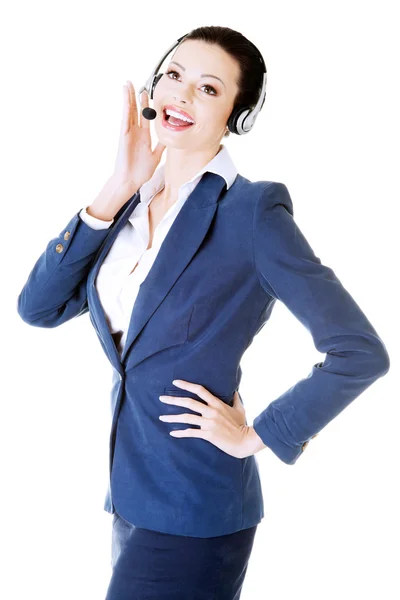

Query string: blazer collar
[135,143,238,213]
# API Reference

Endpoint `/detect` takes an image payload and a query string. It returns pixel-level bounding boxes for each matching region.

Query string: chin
[155,129,194,150]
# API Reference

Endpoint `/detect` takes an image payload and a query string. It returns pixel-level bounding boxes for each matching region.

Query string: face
[153,39,240,150]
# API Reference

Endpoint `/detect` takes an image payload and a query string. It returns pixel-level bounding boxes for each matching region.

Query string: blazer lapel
[87,171,227,369]
[120,171,227,365]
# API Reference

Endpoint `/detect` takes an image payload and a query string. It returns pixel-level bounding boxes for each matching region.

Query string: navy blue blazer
[17,172,390,537]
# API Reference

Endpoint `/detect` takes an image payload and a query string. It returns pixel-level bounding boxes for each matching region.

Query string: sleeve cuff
[79,206,114,230]
[252,411,304,465]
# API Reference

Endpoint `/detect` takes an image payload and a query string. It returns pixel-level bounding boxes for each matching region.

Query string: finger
[233,391,244,409]
[120,84,131,136]
[190,383,218,406]
[125,80,138,129]
[170,428,206,439]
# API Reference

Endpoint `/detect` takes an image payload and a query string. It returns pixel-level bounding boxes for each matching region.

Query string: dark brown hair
[181,26,265,137]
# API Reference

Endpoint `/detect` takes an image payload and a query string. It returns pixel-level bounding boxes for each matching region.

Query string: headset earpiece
[227,104,250,135]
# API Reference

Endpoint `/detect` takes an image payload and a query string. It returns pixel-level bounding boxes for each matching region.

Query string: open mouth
[162,108,195,130]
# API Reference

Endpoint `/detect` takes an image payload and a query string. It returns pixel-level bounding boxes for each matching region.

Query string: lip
[163,104,195,124]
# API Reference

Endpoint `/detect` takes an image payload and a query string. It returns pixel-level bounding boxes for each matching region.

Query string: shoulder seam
[251,182,281,300]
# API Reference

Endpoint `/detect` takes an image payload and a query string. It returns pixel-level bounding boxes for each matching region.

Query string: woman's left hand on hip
[158,379,256,459]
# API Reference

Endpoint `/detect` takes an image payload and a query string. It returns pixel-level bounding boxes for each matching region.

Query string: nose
[173,95,189,105]
[172,84,194,105]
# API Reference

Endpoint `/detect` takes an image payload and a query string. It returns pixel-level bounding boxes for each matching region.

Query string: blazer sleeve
[16,209,112,328]
[252,182,390,465]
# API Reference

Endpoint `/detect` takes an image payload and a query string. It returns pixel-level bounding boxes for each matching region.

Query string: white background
[2,1,398,598]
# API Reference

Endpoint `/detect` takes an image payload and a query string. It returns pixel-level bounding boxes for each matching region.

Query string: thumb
[232,390,242,408]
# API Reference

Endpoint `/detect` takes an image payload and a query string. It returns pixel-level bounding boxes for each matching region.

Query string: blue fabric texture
[106,510,257,599]
[17,172,390,537]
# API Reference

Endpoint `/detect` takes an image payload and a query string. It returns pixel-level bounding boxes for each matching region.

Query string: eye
[165,70,218,96]
[202,84,218,96]
[165,69,180,81]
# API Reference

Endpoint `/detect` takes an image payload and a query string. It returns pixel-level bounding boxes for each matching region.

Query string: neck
[161,143,223,204]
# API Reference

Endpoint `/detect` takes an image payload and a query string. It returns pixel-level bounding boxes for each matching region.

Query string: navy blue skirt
[105,510,258,600]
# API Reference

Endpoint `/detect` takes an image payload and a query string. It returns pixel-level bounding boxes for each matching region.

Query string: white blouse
[79,143,238,356]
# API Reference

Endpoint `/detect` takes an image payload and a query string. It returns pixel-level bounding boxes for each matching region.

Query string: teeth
[165,108,194,123]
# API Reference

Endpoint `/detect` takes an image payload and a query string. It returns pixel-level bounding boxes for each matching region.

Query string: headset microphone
[142,106,157,120]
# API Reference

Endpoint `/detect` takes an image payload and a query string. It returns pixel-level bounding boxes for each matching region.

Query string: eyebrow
[169,61,226,88]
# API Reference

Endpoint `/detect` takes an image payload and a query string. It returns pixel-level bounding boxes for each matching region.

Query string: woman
[17,26,390,599]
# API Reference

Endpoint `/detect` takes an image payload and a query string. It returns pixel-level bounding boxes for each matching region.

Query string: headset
[138,33,267,135]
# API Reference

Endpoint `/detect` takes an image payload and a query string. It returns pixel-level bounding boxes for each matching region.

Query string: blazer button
[55,243,64,253]
[302,441,309,452]
[64,231,71,240]
[312,433,318,439]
